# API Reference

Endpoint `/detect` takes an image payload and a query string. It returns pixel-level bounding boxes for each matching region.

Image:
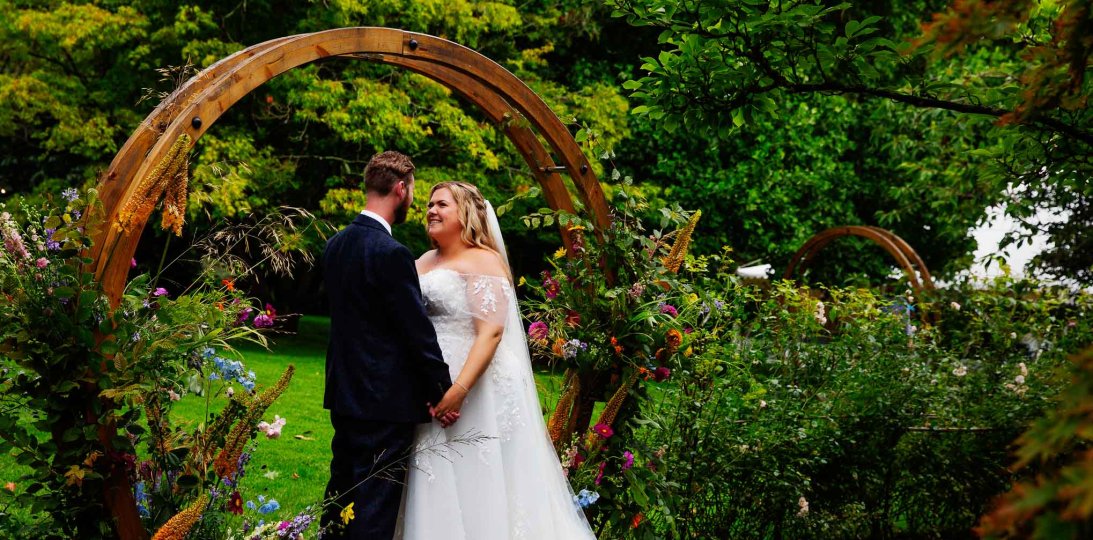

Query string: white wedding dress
[395,268,596,539]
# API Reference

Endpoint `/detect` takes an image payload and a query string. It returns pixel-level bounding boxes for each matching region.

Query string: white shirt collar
[360,210,392,235]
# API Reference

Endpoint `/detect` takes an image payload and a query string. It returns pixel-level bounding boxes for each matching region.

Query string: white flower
[814,301,827,326]
[950,302,961,311]
[952,365,967,377]
[1019,362,1028,377]
[1014,375,1025,384]
[1010,332,1017,339]
[797,496,809,517]
[759,400,768,409]
[167,389,181,402]
[225,386,235,398]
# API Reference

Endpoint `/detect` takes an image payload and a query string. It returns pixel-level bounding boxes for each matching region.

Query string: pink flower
[528,321,549,341]
[35,257,49,269]
[542,271,560,299]
[152,287,168,297]
[257,415,286,439]
[167,389,180,402]
[660,304,678,317]
[622,451,635,471]
[130,258,137,269]
[592,423,614,439]
[595,461,606,485]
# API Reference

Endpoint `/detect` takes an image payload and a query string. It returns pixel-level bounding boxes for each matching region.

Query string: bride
[396,181,596,539]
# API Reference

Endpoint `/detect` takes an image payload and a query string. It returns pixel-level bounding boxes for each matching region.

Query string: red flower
[631,513,644,529]
[592,423,614,439]
[573,454,586,468]
[653,366,671,382]
[565,310,581,328]
[228,491,244,515]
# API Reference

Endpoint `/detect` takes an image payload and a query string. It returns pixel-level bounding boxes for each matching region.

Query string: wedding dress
[395,268,597,539]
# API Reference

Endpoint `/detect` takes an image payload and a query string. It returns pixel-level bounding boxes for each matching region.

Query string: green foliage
[609,0,1092,283]
[520,186,1093,537]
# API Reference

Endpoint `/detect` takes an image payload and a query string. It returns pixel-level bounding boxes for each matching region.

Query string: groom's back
[321,215,432,423]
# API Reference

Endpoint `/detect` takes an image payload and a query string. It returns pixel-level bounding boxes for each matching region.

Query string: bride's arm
[431,317,504,417]
[431,251,512,418]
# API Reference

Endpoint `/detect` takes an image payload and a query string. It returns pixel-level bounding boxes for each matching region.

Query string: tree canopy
[1,0,1089,290]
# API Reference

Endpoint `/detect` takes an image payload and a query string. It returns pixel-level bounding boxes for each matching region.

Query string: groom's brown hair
[363,151,415,195]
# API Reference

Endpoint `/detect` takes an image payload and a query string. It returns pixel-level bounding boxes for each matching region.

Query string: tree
[610,0,1092,282]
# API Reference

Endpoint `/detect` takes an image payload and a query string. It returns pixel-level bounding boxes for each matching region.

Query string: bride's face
[426,188,463,244]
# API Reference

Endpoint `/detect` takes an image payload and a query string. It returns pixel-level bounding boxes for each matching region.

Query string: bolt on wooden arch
[89,27,610,305]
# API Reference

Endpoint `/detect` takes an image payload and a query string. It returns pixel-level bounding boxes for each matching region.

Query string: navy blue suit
[321,213,451,538]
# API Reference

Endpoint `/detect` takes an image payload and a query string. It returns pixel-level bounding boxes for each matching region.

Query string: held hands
[429,382,469,428]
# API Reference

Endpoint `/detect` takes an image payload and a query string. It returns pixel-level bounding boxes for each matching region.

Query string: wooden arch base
[88,28,611,539]
[91,27,609,304]
[783,226,935,293]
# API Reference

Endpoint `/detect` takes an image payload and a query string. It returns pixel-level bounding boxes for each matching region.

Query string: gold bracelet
[454,381,470,394]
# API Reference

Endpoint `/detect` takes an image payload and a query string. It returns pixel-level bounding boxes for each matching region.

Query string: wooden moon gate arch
[90,27,610,304]
[783,226,935,293]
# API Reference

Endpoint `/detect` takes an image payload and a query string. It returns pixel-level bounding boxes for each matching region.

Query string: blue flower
[257,499,280,514]
[246,500,256,510]
[574,489,600,508]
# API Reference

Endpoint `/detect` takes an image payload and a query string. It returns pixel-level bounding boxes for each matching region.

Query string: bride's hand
[432,385,468,420]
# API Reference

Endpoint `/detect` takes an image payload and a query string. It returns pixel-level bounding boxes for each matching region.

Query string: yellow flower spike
[153,494,209,540]
[518,276,527,287]
[662,210,702,274]
[116,134,192,233]
[684,346,693,358]
[341,502,356,524]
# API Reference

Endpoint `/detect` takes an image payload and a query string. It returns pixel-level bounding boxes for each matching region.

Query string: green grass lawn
[3,315,574,524]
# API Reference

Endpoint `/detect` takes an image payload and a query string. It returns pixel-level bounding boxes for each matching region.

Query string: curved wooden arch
[91,28,609,304]
[784,226,935,292]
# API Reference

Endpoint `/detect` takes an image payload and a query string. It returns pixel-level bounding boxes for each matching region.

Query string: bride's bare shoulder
[416,249,438,274]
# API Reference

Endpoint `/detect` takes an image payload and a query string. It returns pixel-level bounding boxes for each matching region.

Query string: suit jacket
[322,214,452,423]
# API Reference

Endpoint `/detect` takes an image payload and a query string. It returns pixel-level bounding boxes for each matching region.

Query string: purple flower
[153,287,168,297]
[622,451,635,470]
[595,461,606,485]
[254,313,274,328]
[61,188,79,202]
[660,304,678,318]
[130,258,137,269]
[235,307,254,326]
[528,321,549,341]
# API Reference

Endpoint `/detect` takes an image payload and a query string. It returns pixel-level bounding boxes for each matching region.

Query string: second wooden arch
[784,226,935,293]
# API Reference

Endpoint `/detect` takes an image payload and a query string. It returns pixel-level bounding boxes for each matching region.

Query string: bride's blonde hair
[429,182,508,275]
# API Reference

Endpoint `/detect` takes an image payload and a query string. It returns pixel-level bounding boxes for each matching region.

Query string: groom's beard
[393,194,411,225]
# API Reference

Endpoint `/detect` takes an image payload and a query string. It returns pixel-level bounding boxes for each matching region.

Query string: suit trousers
[321,413,416,539]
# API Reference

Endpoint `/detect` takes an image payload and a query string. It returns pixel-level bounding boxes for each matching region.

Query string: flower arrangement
[0,188,307,538]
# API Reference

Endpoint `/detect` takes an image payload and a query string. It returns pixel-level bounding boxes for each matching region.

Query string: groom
[321,151,455,538]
